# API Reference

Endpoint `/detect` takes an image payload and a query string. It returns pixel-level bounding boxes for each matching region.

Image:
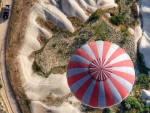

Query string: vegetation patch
[0,84,2,89]
[48,65,67,74]
[68,16,84,28]
[36,16,59,32]
[115,0,120,3]
[32,61,43,74]
[110,14,124,26]
[126,0,133,5]
[88,12,100,21]
[131,2,138,19]
[119,35,128,45]
[52,42,58,48]
[137,74,150,89]
[124,96,143,111]
[37,34,49,46]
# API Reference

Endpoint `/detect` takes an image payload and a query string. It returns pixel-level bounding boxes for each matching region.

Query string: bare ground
[6,0,36,112]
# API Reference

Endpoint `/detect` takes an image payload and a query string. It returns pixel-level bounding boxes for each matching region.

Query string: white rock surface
[141,89,150,102]
[105,13,111,18]
[146,100,150,107]
[128,27,135,35]
[134,22,142,43]
[139,32,150,68]
[139,0,150,69]
[61,0,88,21]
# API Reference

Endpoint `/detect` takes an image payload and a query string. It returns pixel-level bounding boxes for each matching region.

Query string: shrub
[0,84,2,89]
[137,74,149,88]
[74,36,88,45]
[121,28,126,33]
[88,13,100,21]
[52,42,58,47]
[115,0,120,3]
[32,61,43,72]
[58,48,64,53]
[110,14,124,26]
[126,0,133,5]
[120,36,128,45]
[145,106,150,112]
[103,108,113,113]
[124,96,142,110]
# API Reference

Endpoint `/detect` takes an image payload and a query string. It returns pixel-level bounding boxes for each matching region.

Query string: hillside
[5,0,143,113]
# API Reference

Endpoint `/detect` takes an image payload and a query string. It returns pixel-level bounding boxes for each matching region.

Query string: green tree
[145,106,150,113]
[124,96,142,110]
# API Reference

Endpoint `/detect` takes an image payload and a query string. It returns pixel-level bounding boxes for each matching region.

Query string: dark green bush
[88,13,100,21]
[110,14,124,26]
[52,42,58,47]
[74,36,88,45]
[103,108,113,113]
[120,36,128,45]
[124,96,142,110]
[58,48,64,53]
[32,61,43,72]
[0,84,2,89]
[115,0,120,3]
[137,74,149,88]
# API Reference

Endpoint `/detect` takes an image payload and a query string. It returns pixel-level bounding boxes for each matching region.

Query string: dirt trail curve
[0,0,21,113]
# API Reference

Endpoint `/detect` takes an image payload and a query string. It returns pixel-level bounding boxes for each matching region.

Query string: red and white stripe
[67,41,135,108]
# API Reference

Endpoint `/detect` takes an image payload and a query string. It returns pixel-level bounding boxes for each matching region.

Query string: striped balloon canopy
[67,41,135,108]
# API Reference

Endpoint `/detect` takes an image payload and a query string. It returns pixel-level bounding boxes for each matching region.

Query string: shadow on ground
[0,8,7,24]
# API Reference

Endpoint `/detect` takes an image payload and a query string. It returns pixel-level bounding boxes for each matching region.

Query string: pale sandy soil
[30,101,79,113]
[17,0,117,112]
[0,95,7,112]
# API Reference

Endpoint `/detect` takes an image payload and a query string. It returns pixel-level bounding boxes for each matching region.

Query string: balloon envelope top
[67,41,135,108]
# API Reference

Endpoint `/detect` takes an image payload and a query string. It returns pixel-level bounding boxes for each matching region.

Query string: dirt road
[0,0,21,113]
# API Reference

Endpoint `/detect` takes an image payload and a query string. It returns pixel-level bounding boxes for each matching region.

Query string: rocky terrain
[6,0,141,113]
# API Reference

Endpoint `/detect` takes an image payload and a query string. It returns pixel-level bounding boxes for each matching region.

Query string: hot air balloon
[67,41,135,108]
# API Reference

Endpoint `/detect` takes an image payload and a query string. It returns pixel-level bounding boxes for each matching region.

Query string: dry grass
[67,16,84,29]
[36,16,59,33]
[37,34,49,46]
[41,93,74,107]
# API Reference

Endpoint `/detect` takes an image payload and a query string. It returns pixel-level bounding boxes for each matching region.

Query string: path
[0,0,21,113]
